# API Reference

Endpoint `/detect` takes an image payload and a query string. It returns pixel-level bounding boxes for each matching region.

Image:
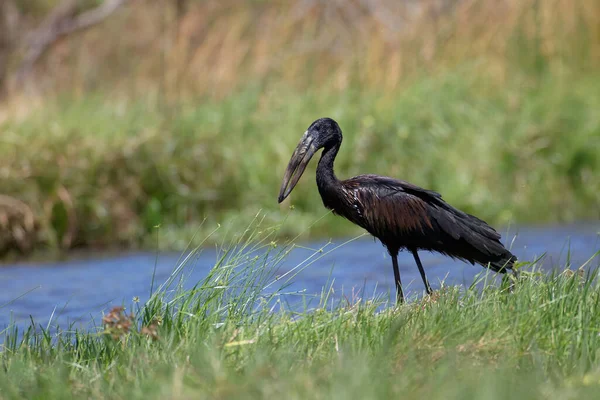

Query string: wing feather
[341,175,516,271]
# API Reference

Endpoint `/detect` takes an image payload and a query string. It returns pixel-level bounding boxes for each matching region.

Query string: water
[0,223,599,333]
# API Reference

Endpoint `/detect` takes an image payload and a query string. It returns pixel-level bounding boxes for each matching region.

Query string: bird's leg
[391,253,404,304]
[411,249,433,295]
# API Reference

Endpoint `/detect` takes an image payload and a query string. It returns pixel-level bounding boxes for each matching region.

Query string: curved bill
[278,133,318,203]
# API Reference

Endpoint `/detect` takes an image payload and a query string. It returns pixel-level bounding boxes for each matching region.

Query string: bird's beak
[278,132,318,203]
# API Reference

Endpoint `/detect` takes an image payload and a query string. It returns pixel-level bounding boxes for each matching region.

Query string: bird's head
[278,118,342,203]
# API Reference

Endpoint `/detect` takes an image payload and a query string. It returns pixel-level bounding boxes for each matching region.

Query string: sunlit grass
[1,223,600,399]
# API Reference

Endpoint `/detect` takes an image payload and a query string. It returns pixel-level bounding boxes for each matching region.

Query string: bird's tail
[428,194,518,275]
[447,208,518,274]
[488,249,517,274]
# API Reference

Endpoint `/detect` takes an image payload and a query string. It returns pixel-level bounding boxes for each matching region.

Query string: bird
[277,117,517,303]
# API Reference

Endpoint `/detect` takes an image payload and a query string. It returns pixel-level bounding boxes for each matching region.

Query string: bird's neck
[316,142,341,202]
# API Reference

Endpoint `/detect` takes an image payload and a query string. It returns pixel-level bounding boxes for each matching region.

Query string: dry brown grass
[6,0,600,103]
[102,305,161,340]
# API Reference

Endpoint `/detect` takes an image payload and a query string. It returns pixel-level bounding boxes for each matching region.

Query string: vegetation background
[1,0,599,258]
[1,2,600,398]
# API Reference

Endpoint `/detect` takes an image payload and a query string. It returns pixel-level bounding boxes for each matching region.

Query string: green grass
[1,223,600,399]
[2,68,599,257]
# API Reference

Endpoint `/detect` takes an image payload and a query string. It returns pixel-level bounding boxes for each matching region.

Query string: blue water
[0,223,599,334]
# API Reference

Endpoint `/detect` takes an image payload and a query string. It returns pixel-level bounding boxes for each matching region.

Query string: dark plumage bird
[278,118,517,303]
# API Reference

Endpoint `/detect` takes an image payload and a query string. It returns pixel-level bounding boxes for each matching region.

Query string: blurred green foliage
[2,70,599,256]
[1,0,599,256]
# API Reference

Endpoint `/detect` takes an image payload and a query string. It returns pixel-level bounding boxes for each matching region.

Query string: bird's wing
[342,175,511,267]
[342,174,445,238]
